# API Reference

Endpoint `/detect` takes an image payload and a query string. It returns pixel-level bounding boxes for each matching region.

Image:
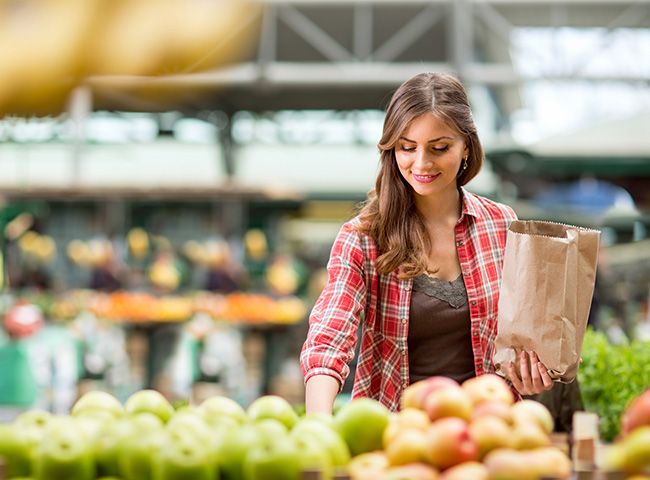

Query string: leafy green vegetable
[578,327,650,442]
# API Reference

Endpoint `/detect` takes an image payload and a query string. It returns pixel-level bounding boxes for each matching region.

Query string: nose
[413,149,432,169]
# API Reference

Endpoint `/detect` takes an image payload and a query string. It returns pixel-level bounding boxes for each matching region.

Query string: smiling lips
[412,173,440,183]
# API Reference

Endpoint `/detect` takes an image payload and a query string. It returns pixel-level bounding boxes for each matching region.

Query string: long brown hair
[357,72,483,279]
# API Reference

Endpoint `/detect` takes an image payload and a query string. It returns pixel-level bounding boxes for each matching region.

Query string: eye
[399,145,416,152]
[432,145,449,152]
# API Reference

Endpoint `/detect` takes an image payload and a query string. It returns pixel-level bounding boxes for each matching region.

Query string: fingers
[509,351,554,395]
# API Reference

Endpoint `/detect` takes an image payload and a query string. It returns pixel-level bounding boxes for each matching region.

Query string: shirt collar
[459,186,479,221]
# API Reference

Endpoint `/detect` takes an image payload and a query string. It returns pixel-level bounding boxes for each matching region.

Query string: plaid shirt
[300,188,517,412]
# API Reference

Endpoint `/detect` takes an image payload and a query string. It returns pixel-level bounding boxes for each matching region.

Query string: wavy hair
[357,72,483,279]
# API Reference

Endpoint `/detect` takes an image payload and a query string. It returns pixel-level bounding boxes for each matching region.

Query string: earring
[463,155,468,170]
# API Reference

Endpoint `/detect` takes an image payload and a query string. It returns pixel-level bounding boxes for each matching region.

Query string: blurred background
[0,0,649,418]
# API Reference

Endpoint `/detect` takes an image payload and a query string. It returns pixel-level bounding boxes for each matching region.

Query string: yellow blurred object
[182,240,206,265]
[244,229,268,261]
[266,259,299,296]
[148,256,181,291]
[4,213,34,241]
[34,235,57,263]
[204,240,230,268]
[87,238,113,268]
[67,239,91,266]
[17,231,39,254]
[0,0,262,116]
[127,227,150,259]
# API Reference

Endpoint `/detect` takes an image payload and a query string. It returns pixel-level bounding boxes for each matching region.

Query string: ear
[463,144,470,158]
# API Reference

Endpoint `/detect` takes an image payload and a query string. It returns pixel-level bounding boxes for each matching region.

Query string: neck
[415,187,462,225]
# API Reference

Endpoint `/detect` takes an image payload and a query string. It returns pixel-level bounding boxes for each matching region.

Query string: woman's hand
[508,350,554,395]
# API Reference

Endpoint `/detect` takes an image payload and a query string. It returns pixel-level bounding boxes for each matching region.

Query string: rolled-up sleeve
[300,222,367,390]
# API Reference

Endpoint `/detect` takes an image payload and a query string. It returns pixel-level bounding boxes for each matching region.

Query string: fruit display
[600,388,650,477]
[0,375,573,480]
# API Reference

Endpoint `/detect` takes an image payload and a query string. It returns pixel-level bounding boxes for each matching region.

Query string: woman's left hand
[508,350,554,395]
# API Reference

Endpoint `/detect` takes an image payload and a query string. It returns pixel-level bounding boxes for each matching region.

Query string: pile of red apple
[601,388,650,478]
[344,374,572,480]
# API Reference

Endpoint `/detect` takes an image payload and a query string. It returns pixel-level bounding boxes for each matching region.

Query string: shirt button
[401,349,406,356]
[458,241,464,246]
[464,272,470,277]
[471,300,476,306]
[401,318,407,324]
[402,382,408,389]
[477,364,483,370]
[472,331,478,336]
[404,285,411,292]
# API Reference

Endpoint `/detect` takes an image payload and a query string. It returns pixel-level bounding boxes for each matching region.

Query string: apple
[291,418,351,467]
[470,400,513,424]
[118,428,166,480]
[197,395,247,425]
[242,434,302,480]
[380,462,439,480]
[153,428,217,480]
[622,388,650,436]
[302,411,336,428]
[71,390,123,419]
[422,385,473,422]
[216,423,272,480]
[14,409,54,449]
[384,428,428,466]
[422,417,478,470]
[461,374,514,406]
[346,451,390,480]
[620,425,650,474]
[334,397,391,456]
[246,395,299,430]
[483,448,535,480]
[510,399,554,434]
[0,423,33,477]
[166,410,213,445]
[124,389,175,424]
[468,415,513,459]
[510,420,551,450]
[526,447,572,480]
[94,417,139,477]
[32,417,95,480]
[383,408,430,446]
[402,377,459,410]
[294,434,334,479]
[439,460,489,480]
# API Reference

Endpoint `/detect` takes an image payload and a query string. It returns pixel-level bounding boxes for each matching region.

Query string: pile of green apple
[345,374,573,480]
[0,389,352,480]
[601,388,650,478]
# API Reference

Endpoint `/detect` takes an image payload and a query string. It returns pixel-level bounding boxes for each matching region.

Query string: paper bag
[493,220,600,384]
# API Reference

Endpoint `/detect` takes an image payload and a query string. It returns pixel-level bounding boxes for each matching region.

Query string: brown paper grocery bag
[493,220,600,384]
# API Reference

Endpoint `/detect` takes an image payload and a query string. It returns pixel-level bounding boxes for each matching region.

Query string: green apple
[124,390,175,424]
[32,417,95,480]
[71,390,124,419]
[153,428,217,480]
[334,397,390,456]
[216,423,271,480]
[246,395,299,430]
[166,410,213,445]
[242,435,302,480]
[14,409,54,450]
[130,411,165,431]
[198,395,247,425]
[118,429,165,480]
[0,423,33,477]
[291,419,351,467]
[95,417,140,477]
[346,451,390,479]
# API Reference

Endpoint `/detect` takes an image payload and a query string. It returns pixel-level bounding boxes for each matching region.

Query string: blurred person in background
[300,72,555,414]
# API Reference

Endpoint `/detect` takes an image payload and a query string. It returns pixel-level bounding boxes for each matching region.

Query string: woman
[300,72,553,414]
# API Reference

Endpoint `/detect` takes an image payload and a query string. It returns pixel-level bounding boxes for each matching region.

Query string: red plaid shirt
[300,188,517,412]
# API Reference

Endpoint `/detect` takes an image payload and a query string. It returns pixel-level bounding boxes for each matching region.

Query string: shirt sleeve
[300,221,368,391]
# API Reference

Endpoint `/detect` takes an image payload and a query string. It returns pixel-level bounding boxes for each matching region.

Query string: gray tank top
[407,273,475,385]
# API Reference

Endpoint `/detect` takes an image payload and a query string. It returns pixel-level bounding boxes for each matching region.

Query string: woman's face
[394,113,468,200]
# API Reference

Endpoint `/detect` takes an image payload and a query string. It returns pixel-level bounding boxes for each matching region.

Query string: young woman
[300,72,554,414]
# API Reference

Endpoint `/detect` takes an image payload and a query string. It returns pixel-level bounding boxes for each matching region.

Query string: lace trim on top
[412,273,468,309]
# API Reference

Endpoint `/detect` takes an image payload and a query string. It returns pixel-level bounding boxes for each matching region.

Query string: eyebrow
[399,135,453,143]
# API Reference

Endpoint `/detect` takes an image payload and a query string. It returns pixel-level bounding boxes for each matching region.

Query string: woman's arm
[305,374,341,415]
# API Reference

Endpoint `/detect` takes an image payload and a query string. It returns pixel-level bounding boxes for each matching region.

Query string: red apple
[483,448,535,480]
[470,400,513,424]
[380,462,439,480]
[622,388,650,436]
[346,451,390,480]
[384,428,428,466]
[525,447,572,480]
[620,425,650,474]
[422,385,473,422]
[461,374,514,406]
[422,417,478,470]
[510,399,554,434]
[246,395,299,430]
[510,420,552,450]
[383,408,430,446]
[439,460,489,480]
[402,377,459,410]
[334,398,391,456]
[468,415,513,459]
